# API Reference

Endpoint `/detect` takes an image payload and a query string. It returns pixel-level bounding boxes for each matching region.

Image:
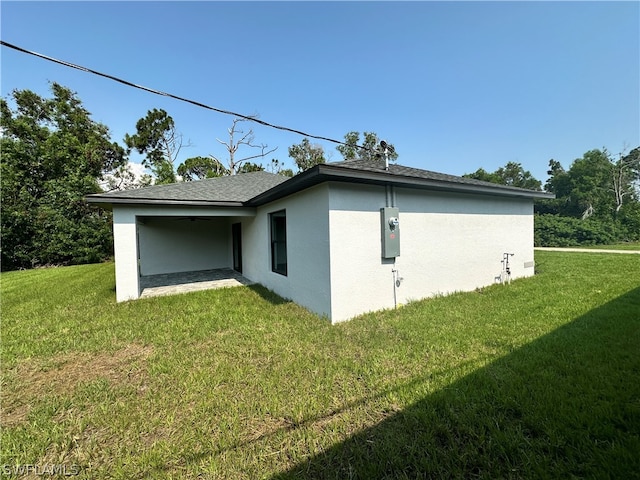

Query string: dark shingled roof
[327,158,554,193]
[87,171,289,206]
[330,159,529,189]
[87,160,553,208]
[248,159,554,205]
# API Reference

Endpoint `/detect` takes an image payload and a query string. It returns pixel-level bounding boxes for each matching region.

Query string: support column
[112,207,140,302]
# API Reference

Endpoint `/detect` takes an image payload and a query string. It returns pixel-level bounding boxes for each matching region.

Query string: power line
[1,40,368,152]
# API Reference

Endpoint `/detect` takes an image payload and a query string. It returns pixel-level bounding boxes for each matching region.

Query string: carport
[135,214,251,297]
[86,171,288,302]
[107,206,256,302]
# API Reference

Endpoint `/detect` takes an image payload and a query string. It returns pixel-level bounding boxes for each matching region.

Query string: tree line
[0,84,394,270]
[1,83,638,270]
[463,150,640,246]
[121,109,396,183]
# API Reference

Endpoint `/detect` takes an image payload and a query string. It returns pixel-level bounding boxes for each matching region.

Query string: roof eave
[85,196,245,209]
[248,164,555,205]
[87,165,555,210]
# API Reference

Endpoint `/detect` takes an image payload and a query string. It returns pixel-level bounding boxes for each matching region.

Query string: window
[270,210,287,275]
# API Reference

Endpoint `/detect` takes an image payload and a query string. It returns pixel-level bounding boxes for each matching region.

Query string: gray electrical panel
[381,207,400,258]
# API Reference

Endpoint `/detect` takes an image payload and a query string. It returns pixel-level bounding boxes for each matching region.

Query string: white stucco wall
[138,217,231,275]
[242,184,332,319]
[111,205,256,301]
[327,183,535,323]
[112,207,140,302]
[111,183,536,324]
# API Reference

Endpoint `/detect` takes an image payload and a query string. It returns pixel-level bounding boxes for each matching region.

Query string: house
[87,159,553,323]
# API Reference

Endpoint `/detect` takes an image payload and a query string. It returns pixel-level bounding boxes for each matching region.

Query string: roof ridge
[327,159,543,193]
[88,160,553,208]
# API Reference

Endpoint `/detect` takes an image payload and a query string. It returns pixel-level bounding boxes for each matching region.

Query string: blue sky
[2,1,638,184]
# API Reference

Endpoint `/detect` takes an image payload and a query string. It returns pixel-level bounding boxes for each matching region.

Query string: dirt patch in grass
[1,343,153,427]
[241,413,292,443]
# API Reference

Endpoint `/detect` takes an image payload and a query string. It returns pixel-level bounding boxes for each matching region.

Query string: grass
[577,241,640,251]
[1,251,639,479]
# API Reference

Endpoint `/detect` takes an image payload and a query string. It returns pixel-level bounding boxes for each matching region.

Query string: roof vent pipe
[380,140,390,171]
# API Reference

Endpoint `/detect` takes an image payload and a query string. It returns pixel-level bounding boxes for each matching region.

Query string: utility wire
[1,40,368,151]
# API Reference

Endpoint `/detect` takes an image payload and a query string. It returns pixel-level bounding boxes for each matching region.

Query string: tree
[545,160,567,195]
[177,156,229,181]
[267,158,294,177]
[575,150,612,218]
[124,109,186,184]
[215,117,277,175]
[536,159,572,215]
[612,147,640,214]
[495,162,542,190]
[237,161,266,174]
[1,83,126,270]
[336,131,398,163]
[462,167,502,185]
[288,138,326,172]
[537,147,640,245]
[464,162,542,191]
[101,162,153,191]
[544,148,640,219]
[176,116,288,180]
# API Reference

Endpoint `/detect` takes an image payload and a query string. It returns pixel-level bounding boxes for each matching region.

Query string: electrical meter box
[381,207,400,258]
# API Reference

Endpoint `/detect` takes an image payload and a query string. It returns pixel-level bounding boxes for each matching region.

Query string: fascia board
[248,164,555,205]
[85,196,246,208]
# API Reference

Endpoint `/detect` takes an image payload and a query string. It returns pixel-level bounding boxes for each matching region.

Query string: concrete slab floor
[139,268,254,299]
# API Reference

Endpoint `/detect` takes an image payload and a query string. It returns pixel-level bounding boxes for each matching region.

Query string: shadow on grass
[247,284,294,306]
[272,287,640,479]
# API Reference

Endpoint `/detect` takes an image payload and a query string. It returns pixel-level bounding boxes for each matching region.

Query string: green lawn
[579,242,640,251]
[1,251,639,479]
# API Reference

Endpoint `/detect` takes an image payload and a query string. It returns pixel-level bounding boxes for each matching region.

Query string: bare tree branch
[215,116,277,174]
[610,147,639,214]
[236,144,278,163]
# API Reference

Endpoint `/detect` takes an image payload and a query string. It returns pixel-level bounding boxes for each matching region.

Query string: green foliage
[103,163,153,191]
[462,167,501,184]
[288,138,326,172]
[464,161,542,190]
[543,148,639,219]
[465,149,640,246]
[237,161,265,173]
[618,201,640,238]
[152,159,177,185]
[0,83,126,270]
[336,131,398,163]
[268,158,294,177]
[567,149,615,218]
[534,214,624,246]
[124,109,180,184]
[176,156,229,181]
[544,159,571,196]
[537,148,640,245]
